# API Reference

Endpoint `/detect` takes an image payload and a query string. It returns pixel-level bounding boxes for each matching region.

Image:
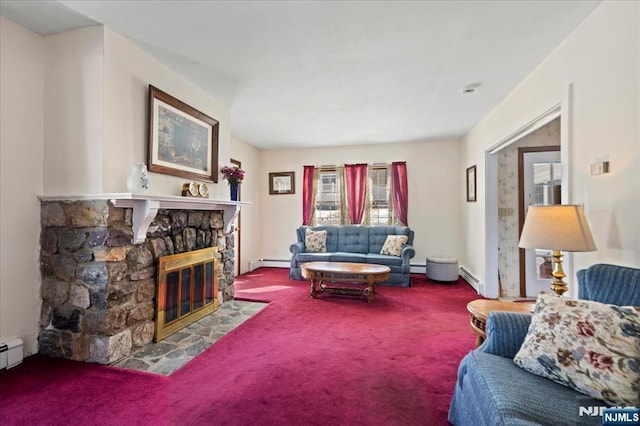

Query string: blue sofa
[448,263,640,426]
[289,225,415,287]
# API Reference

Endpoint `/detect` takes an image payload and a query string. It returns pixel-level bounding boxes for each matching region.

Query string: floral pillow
[305,229,327,253]
[513,293,640,406]
[380,235,408,256]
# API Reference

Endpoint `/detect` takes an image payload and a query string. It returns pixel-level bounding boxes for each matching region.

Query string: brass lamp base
[550,250,568,296]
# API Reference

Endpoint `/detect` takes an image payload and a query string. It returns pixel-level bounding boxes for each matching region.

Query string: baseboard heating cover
[459,266,483,294]
[248,260,265,271]
[0,338,24,369]
[260,259,289,268]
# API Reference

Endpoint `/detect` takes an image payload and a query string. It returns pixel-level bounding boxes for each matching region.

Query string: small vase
[127,163,150,193]
[230,182,239,201]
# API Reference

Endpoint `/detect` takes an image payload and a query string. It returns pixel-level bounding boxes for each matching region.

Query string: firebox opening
[155,247,218,342]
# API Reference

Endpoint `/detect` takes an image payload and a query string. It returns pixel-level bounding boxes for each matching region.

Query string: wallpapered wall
[498,118,560,297]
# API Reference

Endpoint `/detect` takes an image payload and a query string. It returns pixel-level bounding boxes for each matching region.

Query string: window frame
[367,165,393,226]
[309,164,401,226]
[313,168,343,226]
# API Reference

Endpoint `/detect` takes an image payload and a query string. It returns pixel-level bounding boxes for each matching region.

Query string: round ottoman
[426,256,459,282]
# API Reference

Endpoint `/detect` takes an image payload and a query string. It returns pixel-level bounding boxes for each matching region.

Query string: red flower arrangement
[220,165,245,184]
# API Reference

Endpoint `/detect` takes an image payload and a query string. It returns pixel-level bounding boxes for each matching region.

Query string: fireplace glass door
[156,247,218,341]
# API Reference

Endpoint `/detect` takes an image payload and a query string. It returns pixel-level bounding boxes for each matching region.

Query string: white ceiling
[1,0,600,149]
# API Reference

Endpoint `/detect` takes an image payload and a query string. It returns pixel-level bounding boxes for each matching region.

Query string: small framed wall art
[147,85,219,182]
[269,171,295,195]
[466,165,477,202]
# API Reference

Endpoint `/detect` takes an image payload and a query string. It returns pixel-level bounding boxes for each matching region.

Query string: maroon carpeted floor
[0,354,170,425]
[0,268,478,425]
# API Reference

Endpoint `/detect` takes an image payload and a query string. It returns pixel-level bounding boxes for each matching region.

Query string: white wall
[259,139,463,266]
[229,134,262,273]
[463,1,640,293]
[103,28,232,199]
[43,26,104,195]
[0,17,44,355]
[41,26,233,198]
[0,20,237,355]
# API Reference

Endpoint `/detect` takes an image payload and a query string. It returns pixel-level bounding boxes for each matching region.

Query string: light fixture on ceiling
[461,82,481,94]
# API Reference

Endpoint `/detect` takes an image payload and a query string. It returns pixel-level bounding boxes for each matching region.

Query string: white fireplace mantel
[39,193,251,244]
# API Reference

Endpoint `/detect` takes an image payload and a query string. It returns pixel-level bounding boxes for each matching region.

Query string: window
[314,169,343,225]
[309,164,403,226]
[368,166,392,225]
[533,161,561,206]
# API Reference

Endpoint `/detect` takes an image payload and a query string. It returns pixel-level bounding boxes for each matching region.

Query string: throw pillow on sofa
[305,229,327,253]
[513,292,640,406]
[380,235,408,256]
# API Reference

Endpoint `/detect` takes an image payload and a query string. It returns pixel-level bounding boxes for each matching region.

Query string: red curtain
[391,161,408,225]
[344,163,368,225]
[302,165,315,225]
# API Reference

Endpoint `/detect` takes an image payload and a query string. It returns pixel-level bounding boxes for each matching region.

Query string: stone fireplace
[38,195,242,364]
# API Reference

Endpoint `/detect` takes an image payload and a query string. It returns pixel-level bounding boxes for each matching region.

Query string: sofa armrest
[290,241,305,255]
[476,312,532,359]
[400,245,415,264]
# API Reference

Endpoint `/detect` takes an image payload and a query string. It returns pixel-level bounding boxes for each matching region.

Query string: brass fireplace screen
[155,247,218,341]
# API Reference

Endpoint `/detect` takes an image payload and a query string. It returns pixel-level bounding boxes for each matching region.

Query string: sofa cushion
[513,293,640,406]
[380,235,408,256]
[337,226,369,254]
[298,226,339,252]
[305,229,327,253]
[451,350,603,426]
[331,252,366,263]
[368,226,413,253]
[365,253,403,267]
[296,252,333,263]
[578,263,640,306]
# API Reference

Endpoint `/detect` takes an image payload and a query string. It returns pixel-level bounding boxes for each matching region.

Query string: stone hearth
[38,197,238,364]
[114,299,266,375]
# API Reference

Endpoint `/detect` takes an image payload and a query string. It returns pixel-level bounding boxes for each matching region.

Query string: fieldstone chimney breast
[38,197,237,364]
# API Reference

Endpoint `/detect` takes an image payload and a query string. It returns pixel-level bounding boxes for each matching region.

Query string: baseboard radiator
[459,266,483,294]
[258,259,289,269]
[0,338,24,369]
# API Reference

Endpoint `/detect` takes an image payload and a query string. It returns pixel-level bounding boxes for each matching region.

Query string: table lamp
[518,205,597,296]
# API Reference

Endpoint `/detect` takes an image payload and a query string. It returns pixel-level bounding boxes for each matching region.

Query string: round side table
[466,299,535,347]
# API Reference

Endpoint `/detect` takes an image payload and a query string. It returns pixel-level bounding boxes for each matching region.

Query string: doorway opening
[485,106,567,299]
[518,146,561,297]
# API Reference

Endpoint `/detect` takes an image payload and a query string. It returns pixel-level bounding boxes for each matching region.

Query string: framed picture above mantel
[147,85,219,182]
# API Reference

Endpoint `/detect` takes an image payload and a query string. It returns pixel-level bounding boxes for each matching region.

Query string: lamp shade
[519,205,597,252]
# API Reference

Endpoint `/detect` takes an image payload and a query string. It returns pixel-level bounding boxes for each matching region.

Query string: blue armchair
[448,264,640,426]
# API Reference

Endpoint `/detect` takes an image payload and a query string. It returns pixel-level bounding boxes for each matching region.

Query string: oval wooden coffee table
[301,261,391,303]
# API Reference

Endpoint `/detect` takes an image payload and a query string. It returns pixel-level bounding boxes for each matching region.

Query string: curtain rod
[316,162,390,169]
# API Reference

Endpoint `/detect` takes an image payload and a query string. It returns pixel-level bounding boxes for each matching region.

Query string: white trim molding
[487,104,561,155]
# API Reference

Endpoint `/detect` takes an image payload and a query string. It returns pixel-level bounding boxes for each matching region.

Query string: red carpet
[0,268,478,425]
[0,355,169,425]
